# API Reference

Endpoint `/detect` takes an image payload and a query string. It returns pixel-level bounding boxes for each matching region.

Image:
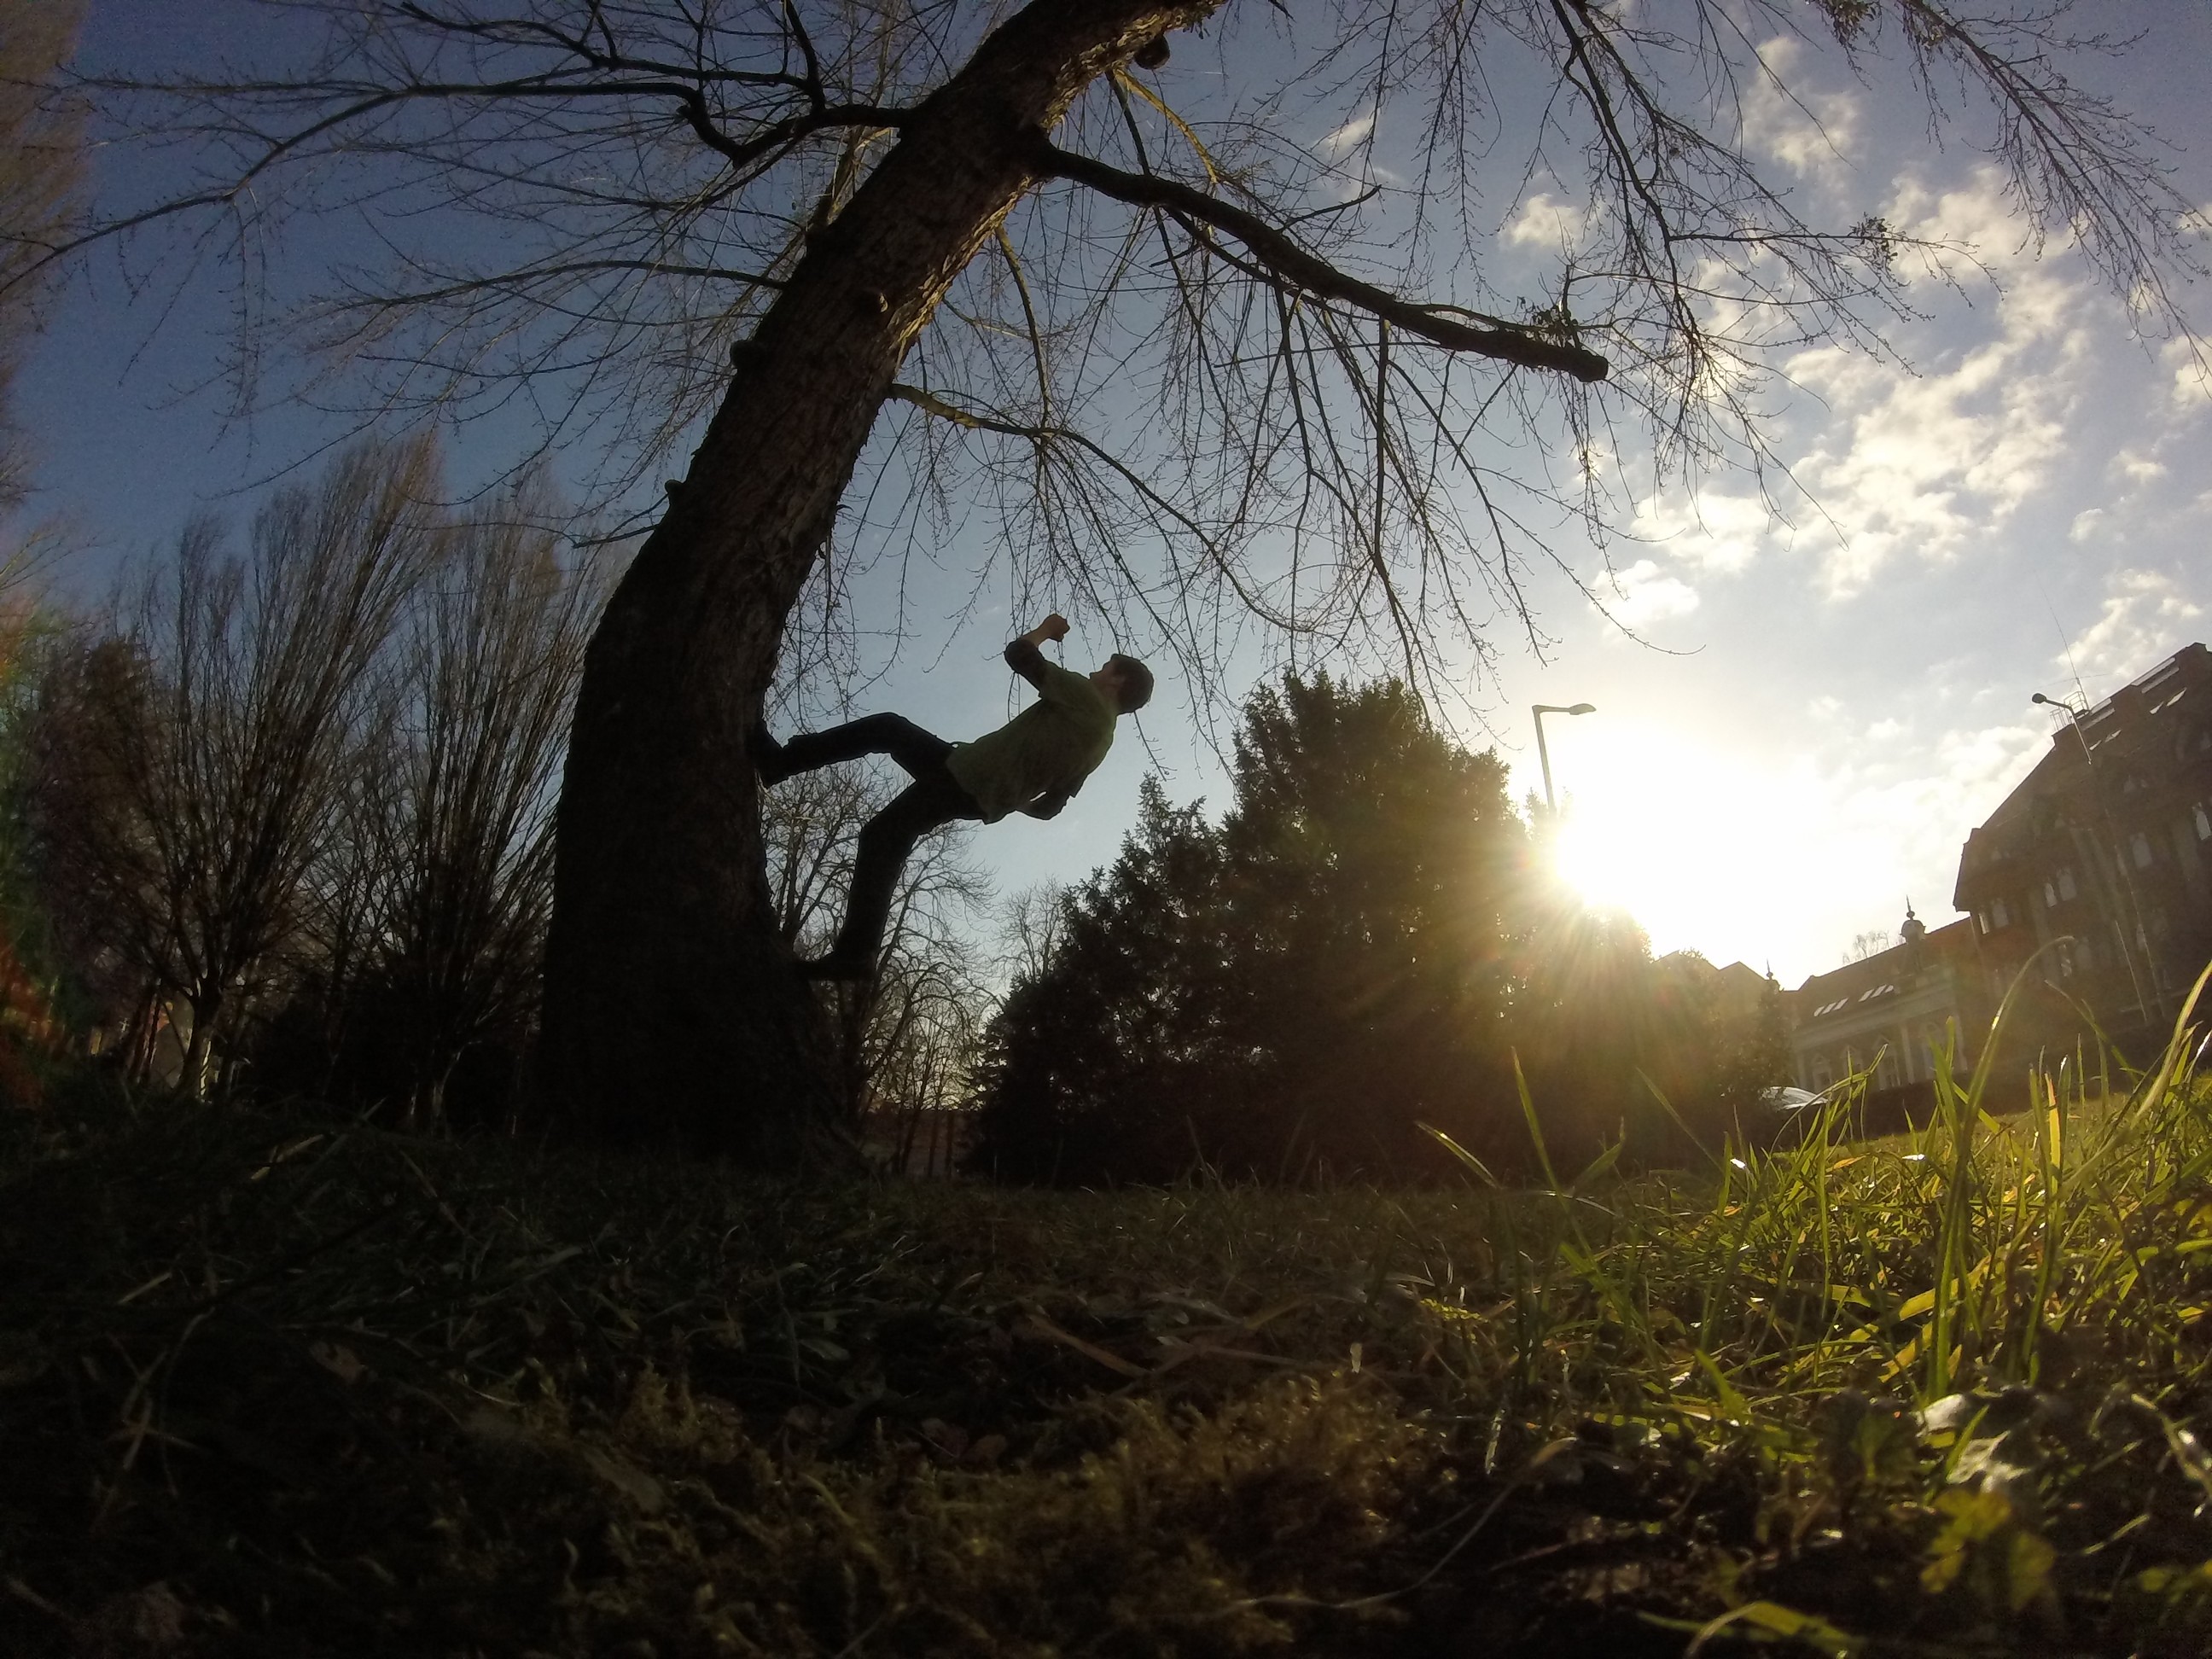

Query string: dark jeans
[776,714,983,961]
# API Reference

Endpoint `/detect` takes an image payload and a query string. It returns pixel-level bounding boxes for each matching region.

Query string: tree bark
[537,0,1221,1163]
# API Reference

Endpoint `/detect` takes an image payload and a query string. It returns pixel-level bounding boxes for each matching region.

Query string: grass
[4,987,2212,1656]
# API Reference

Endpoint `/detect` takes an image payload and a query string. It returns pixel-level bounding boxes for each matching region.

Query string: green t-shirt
[946,661,1116,823]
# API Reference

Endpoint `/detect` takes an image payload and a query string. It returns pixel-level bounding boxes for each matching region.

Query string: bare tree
[344,481,605,1126]
[865,961,987,1176]
[1000,882,1072,991]
[1846,928,1894,963]
[761,754,994,1151]
[28,439,439,1094]
[33,0,2207,1158]
[0,0,81,513]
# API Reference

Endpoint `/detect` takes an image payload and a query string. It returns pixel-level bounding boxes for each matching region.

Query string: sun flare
[1529,719,1822,970]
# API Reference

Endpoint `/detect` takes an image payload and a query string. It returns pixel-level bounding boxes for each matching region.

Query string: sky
[15,0,2212,988]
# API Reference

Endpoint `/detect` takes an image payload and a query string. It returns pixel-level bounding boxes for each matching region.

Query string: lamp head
[1565,702,1596,716]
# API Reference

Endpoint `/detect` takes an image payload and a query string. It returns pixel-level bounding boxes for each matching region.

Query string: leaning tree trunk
[537,0,1220,1164]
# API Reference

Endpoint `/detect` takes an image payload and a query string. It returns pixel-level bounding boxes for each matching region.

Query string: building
[1785,643,2212,1116]
[1951,642,2212,1040]
[1790,908,1988,1119]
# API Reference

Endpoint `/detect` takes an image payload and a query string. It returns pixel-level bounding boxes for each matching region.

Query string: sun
[1532,719,1815,968]
[1551,812,1645,914]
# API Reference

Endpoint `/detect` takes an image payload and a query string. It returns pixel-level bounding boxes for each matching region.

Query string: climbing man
[754,614,1153,981]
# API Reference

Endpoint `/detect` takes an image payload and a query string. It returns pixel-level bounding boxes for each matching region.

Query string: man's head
[1092,653,1154,714]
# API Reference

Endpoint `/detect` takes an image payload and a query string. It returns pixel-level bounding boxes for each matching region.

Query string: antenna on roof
[2044,586,2094,713]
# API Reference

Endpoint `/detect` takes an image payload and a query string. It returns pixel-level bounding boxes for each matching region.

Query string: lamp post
[1531,702,1596,814]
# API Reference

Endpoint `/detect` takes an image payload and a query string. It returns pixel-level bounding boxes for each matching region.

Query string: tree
[292,482,605,1127]
[972,678,1796,1185]
[759,747,994,1152]
[968,780,1245,1185]
[969,673,1530,1184]
[26,439,439,1095]
[1516,933,1790,1168]
[0,0,81,514]
[40,1,2205,1159]
[1847,928,1894,963]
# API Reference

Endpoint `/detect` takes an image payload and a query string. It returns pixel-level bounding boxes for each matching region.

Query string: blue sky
[15,0,2212,987]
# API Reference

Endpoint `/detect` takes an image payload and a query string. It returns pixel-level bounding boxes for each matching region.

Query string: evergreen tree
[969,675,1527,1185]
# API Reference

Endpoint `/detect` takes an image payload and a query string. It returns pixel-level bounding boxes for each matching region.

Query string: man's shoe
[799,951,874,983]
[749,722,790,786]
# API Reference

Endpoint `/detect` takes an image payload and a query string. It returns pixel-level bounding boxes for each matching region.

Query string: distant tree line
[18,439,597,1126]
[0,439,972,1138]
[0,440,1783,1169]
[968,675,1788,1185]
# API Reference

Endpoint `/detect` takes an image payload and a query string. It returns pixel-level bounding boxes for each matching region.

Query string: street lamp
[1531,702,1596,814]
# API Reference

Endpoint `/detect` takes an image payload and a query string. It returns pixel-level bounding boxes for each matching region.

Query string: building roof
[1953,643,2212,908]
[1790,917,1974,1028]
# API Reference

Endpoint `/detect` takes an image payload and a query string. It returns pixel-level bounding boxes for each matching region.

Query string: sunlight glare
[1534,718,1821,972]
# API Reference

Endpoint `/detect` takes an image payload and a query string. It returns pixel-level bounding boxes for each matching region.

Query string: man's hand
[1007,614,1071,688]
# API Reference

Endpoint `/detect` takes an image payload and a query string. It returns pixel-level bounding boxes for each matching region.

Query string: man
[754,614,1153,981]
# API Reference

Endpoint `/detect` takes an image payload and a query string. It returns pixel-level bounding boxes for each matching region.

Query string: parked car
[1759,1084,1836,1145]
[1761,1085,1827,1115]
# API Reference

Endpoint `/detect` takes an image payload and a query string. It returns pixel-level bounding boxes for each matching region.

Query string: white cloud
[1601,558,1699,628]
[2068,568,2204,690]
[1786,170,2095,595]
[1312,113,1400,199]
[1778,713,2047,968]
[2069,508,2104,544]
[2112,450,2166,484]
[1504,190,1589,251]
[1315,113,1374,160]
[2163,337,2212,411]
[1627,489,1773,574]
[1743,38,1863,183]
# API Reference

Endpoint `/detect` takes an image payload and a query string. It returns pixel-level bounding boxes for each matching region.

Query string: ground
[4,1057,2212,1656]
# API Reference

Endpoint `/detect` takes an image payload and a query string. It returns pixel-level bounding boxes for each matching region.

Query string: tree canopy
[53,0,2203,692]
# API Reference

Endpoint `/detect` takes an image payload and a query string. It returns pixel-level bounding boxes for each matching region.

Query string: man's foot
[799,951,874,983]
[749,721,789,786]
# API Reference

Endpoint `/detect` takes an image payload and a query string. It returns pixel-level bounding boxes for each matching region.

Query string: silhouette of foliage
[971,672,1790,1185]
[971,674,1528,1184]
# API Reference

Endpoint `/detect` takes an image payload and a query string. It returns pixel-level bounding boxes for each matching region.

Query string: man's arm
[1004,613,1070,689]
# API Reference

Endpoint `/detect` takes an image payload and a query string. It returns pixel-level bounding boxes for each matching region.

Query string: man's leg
[807,771,977,979]
[756,713,952,786]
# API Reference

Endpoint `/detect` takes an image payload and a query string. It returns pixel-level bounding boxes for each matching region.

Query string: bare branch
[1030,134,1611,383]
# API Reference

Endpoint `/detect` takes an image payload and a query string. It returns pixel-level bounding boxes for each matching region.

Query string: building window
[2132,831,2155,869]
[2043,877,2058,909]
[1810,1057,1832,1090]
[1992,897,2012,929]
[2196,801,2210,841]
[2058,866,2077,900]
